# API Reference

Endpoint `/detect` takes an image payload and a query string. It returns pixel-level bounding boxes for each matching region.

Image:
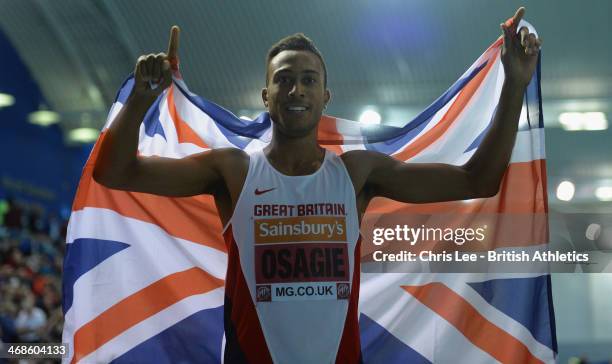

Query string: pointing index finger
[167,25,180,61]
[508,7,525,29]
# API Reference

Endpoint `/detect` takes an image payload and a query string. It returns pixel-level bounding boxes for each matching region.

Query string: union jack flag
[63,20,556,363]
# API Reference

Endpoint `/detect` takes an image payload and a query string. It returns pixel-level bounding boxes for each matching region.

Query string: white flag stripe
[510,127,546,163]
[104,101,124,130]
[139,138,209,158]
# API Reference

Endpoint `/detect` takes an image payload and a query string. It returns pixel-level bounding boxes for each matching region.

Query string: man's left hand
[500,7,542,87]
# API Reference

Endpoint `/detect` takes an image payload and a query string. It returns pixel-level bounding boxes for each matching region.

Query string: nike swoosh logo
[255,187,276,195]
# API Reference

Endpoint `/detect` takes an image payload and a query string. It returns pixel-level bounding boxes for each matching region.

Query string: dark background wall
[0,29,90,217]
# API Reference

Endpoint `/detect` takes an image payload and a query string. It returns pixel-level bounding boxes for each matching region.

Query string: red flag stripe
[167,86,209,148]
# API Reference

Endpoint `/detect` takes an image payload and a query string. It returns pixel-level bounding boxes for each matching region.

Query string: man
[93,7,541,364]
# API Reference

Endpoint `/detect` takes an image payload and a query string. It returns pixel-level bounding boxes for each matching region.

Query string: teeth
[287,106,307,111]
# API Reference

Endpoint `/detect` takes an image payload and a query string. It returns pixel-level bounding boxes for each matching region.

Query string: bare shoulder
[340,150,380,196]
[340,150,364,168]
[340,149,386,173]
[340,150,408,195]
[206,147,249,164]
[204,147,249,179]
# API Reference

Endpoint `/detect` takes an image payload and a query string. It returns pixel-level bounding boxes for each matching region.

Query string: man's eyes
[276,76,317,84]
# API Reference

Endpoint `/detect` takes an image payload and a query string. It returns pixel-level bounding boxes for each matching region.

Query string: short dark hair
[266,33,327,87]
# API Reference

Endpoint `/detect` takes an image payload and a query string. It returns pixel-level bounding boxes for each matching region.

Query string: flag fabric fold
[63,20,555,363]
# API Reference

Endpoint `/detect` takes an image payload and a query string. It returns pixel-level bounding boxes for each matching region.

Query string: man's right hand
[133,26,180,99]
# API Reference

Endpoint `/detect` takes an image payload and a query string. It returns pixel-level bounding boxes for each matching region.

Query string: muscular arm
[361,79,525,203]
[92,92,241,196]
[92,26,247,198]
[350,8,541,204]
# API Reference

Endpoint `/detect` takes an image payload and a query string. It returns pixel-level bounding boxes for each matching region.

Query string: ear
[261,88,269,108]
[324,89,331,109]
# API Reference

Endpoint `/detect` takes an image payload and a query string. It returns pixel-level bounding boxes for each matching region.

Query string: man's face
[262,50,330,138]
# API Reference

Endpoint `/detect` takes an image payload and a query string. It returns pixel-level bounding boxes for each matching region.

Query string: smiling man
[92,7,541,364]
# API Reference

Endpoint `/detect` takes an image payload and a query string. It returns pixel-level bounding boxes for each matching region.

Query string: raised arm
[92,26,246,197]
[350,7,541,204]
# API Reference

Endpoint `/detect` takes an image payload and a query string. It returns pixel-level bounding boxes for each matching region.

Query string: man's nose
[288,82,304,98]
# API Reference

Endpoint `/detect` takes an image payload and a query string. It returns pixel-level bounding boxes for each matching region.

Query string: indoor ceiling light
[595,186,612,201]
[359,109,381,125]
[28,109,60,126]
[583,112,608,130]
[0,93,15,108]
[558,111,608,131]
[556,180,575,202]
[68,127,99,143]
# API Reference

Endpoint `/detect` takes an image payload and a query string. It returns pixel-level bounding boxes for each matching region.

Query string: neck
[263,126,325,175]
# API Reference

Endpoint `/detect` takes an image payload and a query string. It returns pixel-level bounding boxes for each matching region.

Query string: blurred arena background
[0,1,610,363]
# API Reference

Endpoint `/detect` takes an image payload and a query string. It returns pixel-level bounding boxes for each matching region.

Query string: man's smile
[285,104,310,113]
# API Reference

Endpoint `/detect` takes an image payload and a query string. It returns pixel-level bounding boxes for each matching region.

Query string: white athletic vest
[224,149,361,364]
